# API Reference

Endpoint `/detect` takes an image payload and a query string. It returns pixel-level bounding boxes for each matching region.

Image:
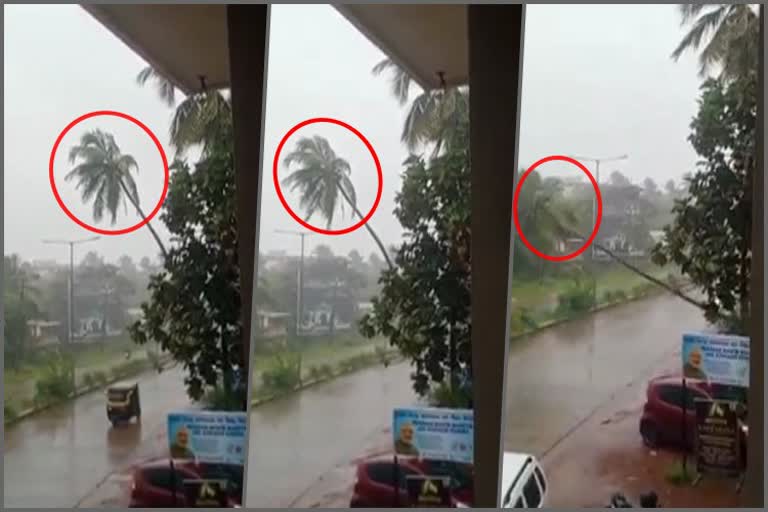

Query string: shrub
[556,278,595,316]
[34,354,75,407]
[201,384,243,411]
[82,372,96,388]
[146,349,163,372]
[261,353,302,394]
[93,370,109,386]
[375,345,392,367]
[429,381,472,408]
[665,460,697,486]
[110,359,149,380]
[5,404,18,423]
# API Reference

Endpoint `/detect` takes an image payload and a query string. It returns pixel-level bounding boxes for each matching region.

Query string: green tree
[360,119,471,403]
[4,254,40,302]
[372,59,467,155]
[671,4,759,80]
[66,130,168,259]
[136,67,232,156]
[282,135,394,269]
[4,293,38,369]
[130,138,244,403]
[653,76,756,334]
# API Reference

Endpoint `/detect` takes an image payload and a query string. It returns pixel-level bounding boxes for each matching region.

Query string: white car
[500,452,548,508]
[454,452,548,509]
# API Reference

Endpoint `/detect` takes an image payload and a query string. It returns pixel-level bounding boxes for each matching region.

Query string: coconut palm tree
[136,66,232,155]
[372,59,468,156]
[66,129,168,259]
[671,4,759,80]
[282,135,394,270]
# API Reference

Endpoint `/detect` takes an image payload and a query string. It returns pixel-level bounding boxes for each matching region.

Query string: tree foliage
[360,120,471,400]
[130,137,244,402]
[652,75,756,333]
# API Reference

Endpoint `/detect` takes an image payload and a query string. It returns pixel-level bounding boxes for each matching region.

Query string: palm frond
[671,6,729,66]
[136,66,176,107]
[372,58,413,106]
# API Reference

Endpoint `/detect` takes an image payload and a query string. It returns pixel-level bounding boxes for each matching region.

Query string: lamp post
[567,154,628,386]
[42,236,100,390]
[568,154,629,260]
[275,230,313,337]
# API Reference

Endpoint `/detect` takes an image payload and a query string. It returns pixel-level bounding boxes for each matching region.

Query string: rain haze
[4,4,701,264]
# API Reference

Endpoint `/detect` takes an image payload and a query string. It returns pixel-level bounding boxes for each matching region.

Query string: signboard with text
[682,332,749,387]
[694,399,742,476]
[393,407,473,463]
[167,411,247,465]
[405,475,452,508]
[182,479,228,508]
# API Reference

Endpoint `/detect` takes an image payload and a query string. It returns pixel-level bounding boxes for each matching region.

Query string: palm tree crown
[67,130,141,225]
[282,135,393,269]
[67,129,168,258]
[282,135,357,229]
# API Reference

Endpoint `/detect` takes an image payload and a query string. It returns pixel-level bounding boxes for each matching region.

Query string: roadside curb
[250,350,403,408]
[5,356,175,426]
[510,283,694,341]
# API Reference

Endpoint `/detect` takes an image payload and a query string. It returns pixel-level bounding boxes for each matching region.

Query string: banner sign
[168,411,247,465]
[694,399,743,476]
[393,407,473,463]
[182,479,228,508]
[682,332,749,387]
[405,475,452,507]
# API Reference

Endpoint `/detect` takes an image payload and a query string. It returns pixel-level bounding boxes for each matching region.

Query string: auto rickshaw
[106,381,141,427]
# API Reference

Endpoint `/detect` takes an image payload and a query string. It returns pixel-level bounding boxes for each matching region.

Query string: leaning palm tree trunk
[117,180,169,260]
[335,186,394,271]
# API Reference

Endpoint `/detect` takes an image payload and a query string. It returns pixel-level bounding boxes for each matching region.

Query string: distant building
[27,320,61,346]
[255,310,290,338]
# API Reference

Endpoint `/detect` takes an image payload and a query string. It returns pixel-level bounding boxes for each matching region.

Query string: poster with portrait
[682,332,749,387]
[167,411,247,465]
[392,407,473,463]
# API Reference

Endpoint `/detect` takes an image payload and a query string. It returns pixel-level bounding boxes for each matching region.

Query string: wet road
[504,293,707,455]
[3,293,705,508]
[244,293,706,507]
[3,366,189,508]
[246,363,416,508]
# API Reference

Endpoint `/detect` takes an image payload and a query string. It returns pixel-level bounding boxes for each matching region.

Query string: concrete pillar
[468,4,525,507]
[745,4,765,506]
[226,4,270,401]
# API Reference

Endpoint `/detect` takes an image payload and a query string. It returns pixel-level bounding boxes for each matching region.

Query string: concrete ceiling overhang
[83,4,468,95]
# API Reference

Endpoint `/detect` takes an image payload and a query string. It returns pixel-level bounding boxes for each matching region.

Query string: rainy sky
[4,4,702,265]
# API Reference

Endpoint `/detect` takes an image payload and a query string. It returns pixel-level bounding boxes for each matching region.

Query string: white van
[500,452,548,508]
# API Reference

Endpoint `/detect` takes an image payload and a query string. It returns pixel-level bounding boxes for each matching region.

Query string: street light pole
[568,154,629,260]
[275,230,313,337]
[42,236,100,391]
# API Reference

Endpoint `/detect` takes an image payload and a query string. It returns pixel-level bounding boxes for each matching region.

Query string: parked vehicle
[639,375,747,461]
[350,456,473,507]
[499,452,548,508]
[129,458,243,508]
[106,381,141,427]
[608,491,660,508]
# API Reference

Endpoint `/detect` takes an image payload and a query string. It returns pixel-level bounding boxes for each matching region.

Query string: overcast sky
[4,4,701,265]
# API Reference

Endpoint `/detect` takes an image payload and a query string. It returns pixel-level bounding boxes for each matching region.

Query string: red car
[129,458,243,508]
[639,375,747,458]
[350,456,474,508]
